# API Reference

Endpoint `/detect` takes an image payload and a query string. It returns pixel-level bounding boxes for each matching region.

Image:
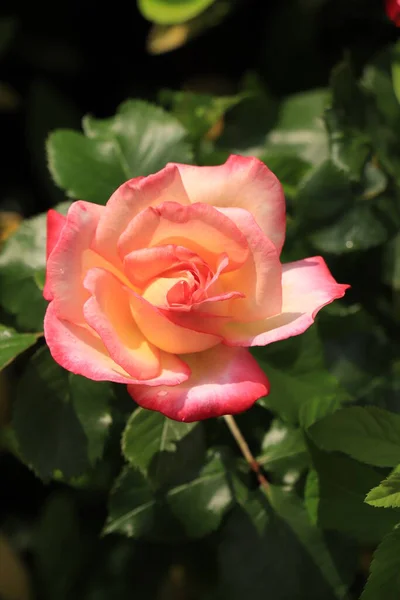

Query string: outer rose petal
[43,210,67,301]
[44,302,190,386]
[45,201,104,322]
[94,165,190,264]
[218,207,282,321]
[83,268,161,380]
[128,345,269,422]
[169,155,286,254]
[222,256,349,346]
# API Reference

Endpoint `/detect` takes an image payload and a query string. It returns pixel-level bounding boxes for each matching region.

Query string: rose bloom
[385,0,400,25]
[44,156,348,422]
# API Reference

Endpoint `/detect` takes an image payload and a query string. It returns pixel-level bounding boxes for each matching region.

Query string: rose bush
[43,155,348,421]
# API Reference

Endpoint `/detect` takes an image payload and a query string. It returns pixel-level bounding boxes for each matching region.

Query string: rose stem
[223,414,269,494]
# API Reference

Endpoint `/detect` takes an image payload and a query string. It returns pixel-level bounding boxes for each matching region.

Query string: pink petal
[129,289,222,354]
[45,201,104,322]
[169,155,286,254]
[43,210,67,301]
[128,345,269,422]
[222,256,349,346]
[217,207,282,321]
[83,268,162,380]
[118,201,249,272]
[44,301,190,386]
[124,244,201,287]
[94,165,190,264]
[46,209,67,259]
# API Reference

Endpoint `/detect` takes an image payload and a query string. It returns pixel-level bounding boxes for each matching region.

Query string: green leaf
[296,159,353,224]
[366,465,400,508]
[166,453,233,537]
[229,473,270,535]
[69,374,114,465]
[309,407,400,467]
[47,130,127,205]
[122,407,197,475]
[384,233,400,290]
[138,0,216,25]
[326,62,371,180]
[105,453,232,539]
[159,88,243,142]
[0,203,69,330]
[268,486,350,600]
[12,347,89,480]
[309,196,396,254]
[361,525,400,600]
[218,487,354,600]
[391,41,400,106]
[257,359,345,426]
[104,467,155,539]
[362,49,400,124]
[48,100,193,205]
[259,151,312,200]
[0,324,40,370]
[257,420,308,473]
[266,89,330,167]
[216,73,278,155]
[308,441,399,542]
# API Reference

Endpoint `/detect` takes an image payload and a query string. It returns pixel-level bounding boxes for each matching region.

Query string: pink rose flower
[385,0,400,25]
[43,155,348,422]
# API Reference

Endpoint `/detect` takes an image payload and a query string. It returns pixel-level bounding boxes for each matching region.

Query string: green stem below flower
[223,414,269,494]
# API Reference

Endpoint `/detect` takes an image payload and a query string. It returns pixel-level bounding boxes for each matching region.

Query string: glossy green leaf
[0,213,48,330]
[218,486,353,600]
[366,465,400,508]
[257,359,345,426]
[296,159,353,223]
[47,130,127,205]
[105,453,232,539]
[48,100,193,205]
[12,348,89,480]
[229,473,270,535]
[0,325,40,370]
[266,89,330,166]
[138,0,216,25]
[361,525,400,600]
[257,421,308,473]
[384,233,400,290]
[0,203,69,330]
[326,62,371,180]
[216,73,277,155]
[268,486,350,599]
[69,374,114,465]
[122,407,197,474]
[159,88,243,141]
[308,442,399,542]
[260,151,311,199]
[391,40,400,105]
[362,49,400,123]
[309,407,400,467]
[309,197,396,254]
